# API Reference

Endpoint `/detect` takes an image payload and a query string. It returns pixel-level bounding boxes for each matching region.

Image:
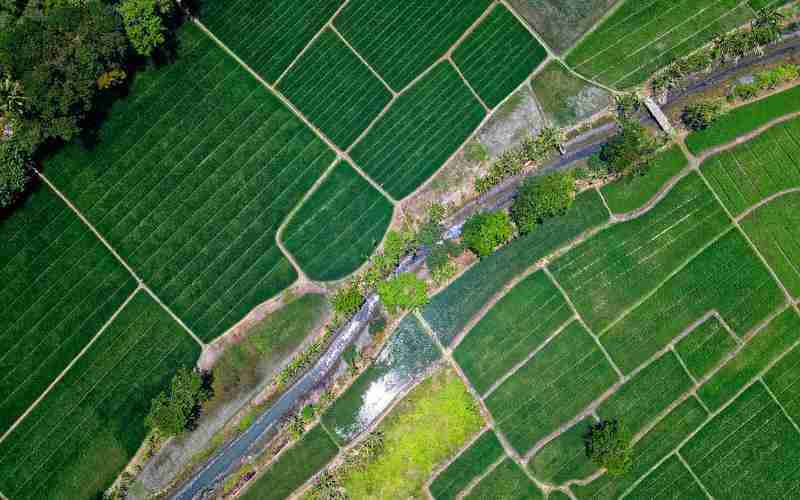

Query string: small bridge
[643,96,675,135]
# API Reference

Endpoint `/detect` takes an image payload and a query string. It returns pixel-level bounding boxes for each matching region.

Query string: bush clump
[461,211,514,257]
[377,272,429,314]
[599,119,659,177]
[510,171,576,235]
[331,283,365,320]
[0,140,29,209]
[584,419,633,476]
[681,100,725,131]
[146,368,210,437]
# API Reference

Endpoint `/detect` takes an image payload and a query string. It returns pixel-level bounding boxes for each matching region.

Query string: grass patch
[423,189,608,346]
[686,86,800,154]
[452,4,547,108]
[277,29,392,149]
[625,455,706,500]
[429,430,505,500]
[0,185,136,435]
[282,162,393,281]
[47,23,337,342]
[350,62,485,199]
[486,321,618,454]
[600,145,689,214]
[0,291,200,500]
[241,425,339,500]
[464,458,543,500]
[454,270,573,395]
[699,116,800,215]
[675,315,737,380]
[699,308,800,410]
[529,417,597,484]
[338,368,484,498]
[199,0,344,83]
[764,342,800,426]
[334,0,491,91]
[530,61,613,127]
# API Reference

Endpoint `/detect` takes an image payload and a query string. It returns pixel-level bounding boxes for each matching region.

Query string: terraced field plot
[529,417,597,484]
[198,0,344,83]
[566,0,755,87]
[764,341,800,424]
[452,4,547,108]
[624,455,706,500]
[509,0,619,53]
[277,29,392,149]
[333,0,491,91]
[0,291,200,500]
[675,315,738,380]
[464,458,542,500]
[350,62,485,199]
[0,185,136,435]
[282,162,393,281]
[429,430,505,500]
[47,24,337,342]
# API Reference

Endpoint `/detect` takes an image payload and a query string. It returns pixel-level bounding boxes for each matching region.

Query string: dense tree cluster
[510,171,576,235]
[584,419,634,476]
[145,368,210,437]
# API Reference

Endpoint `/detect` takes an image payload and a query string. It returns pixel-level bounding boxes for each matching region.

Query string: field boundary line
[676,451,714,500]
[760,378,800,434]
[450,56,492,113]
[142,286,204,348]
[328,22,397,97]
[611,164,696,221]
[561,0,636,60]
[453,451,508,500]
[734,186,800,221]
[693,109,800,161]
[595,186,615,218]
[422,425,492,496]
[500,0,556,57]
[672,345,699,386]
[0,286,141,446]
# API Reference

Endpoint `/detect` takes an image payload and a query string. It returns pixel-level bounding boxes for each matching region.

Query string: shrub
[145,368,209,437]
[0,140,29,208]
[331,283,364,319]
[615,93,641,119]
[681,100,724,131]
[464,141,489,163]
[474,128,560,194]
[733,82,759,101]
[426,240,463,273]
[377,272,429,314]
[584,419,633,476]
[510,172,576,235]
[462,211,514,257]
[600,119,658,177]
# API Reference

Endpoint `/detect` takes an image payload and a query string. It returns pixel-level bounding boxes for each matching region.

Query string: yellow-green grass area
[0,291,200,500]
[600,145,689,215]
[241,424,339,500]
[321,314,441,445]
[686,85,800,155]
[698,116,800,216]
[675,315,738,380]
[486,321,618,455]
[47,24,338,342]
[423,190,608,346]
[338,368,484,498]
[198,0,344,83]
[551,172,730,334]
[741,192,800,297]
[281,162,393,281]
[565,0,755,88]
[597,352,692,434]
[624,455,706,500]
[529,417,597,485]
[452,4,547,108]
[764,342,800,425]
[699,308,800,410]
[529,61,613,128]
[573,396,707,499]
[429,430,505,500]
[334,0,491,91]
[453,270,573,395]
[681,383,800,498]
[464,458,543,500]
[277,29,392,149]
[0,185,136,435]
[600,229,785,373]
[350,62,486,199]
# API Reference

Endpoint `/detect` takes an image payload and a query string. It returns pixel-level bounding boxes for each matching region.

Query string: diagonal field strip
[676,452,714,500]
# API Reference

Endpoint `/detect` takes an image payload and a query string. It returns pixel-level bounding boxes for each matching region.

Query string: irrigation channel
[171,40,800,499]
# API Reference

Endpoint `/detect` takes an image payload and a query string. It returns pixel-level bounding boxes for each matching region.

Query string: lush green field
[199,0,344,83]
[601,230,784,373]
[277,29,392,149]
[423,189,608,346]
[454,270,573,395]
[464,458,542,500]
[452,4,547,108]
[686,86,800,154]
[321,314,440,445]
[0,291,200,500]
[574,396,707,499]
[699,308,800,410]
[675,316,737,380]
[334,0,491,91]
[552,172,730,334]
[281,162,393,281]
[600,145,689,214]
[486,322,618,454]
[699,117,800,215]
[742,192,800,297]
[682,383,800,498]
[530,61,613,128]
[47,24,336,342]
[566,0,754,88]
[350,62,485,199]
[624,455,706,500]
[529,418,596,484]
[338,369,484,498]
[509,0,619,53]
[429,430,505,500]
[241,424,340,500]
[764,342,800,425]
[0,185,136,435]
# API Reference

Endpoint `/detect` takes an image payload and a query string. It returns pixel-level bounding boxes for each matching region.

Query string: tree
[377,272,428,314]
[145,368,208,436]
[681,100,724,131]
[0,140,29,208]
[584,419,633,476]
[600,119,658,177]
[331,282,364,319]
[119,0,176,56]
[461,211,514,257]
[510,172,576,235]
